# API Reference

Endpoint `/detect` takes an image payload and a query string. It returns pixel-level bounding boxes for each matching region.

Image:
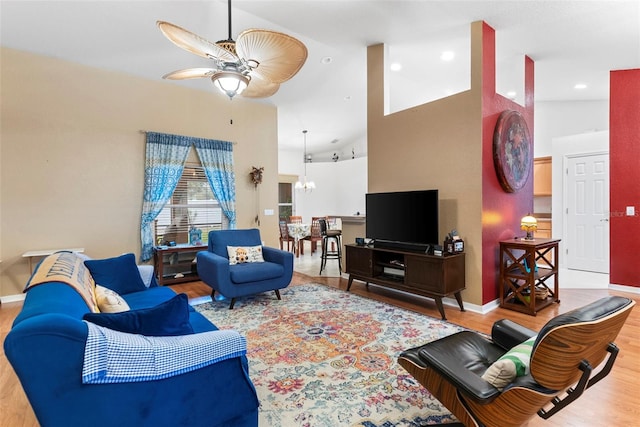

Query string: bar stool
[319,218,342,274]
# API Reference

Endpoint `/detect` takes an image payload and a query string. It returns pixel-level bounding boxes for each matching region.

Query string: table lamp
[521,214,538,240]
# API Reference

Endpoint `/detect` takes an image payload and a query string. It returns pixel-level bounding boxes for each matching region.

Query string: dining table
[287,223,311,257]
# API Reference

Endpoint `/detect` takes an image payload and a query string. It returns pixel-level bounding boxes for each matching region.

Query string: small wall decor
[250,166,264,188]
[493,110,532,193]
[189,226,203,246]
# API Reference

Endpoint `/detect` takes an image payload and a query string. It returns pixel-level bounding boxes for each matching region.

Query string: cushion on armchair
[83,293,194,336]
[230,262,285,284]
[481,335,536,389]
[227,245,264,265]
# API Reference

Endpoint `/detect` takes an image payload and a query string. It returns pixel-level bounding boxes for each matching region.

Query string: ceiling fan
[157,0,307,99]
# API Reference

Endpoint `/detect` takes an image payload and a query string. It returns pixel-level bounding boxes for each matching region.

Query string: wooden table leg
[434,297,447,320]
[454,291,465,312]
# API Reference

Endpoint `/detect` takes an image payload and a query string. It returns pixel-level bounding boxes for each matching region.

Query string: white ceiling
[2,1,639,157]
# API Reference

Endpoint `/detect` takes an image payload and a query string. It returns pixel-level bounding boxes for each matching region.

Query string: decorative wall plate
[493,110,532,193]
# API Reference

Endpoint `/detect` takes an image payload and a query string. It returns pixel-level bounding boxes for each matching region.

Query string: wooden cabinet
[533,156,552,196]
[345,245,373,277]
[499,238,560,315]
[153,244,207,286]
[345,244,465,319]
[534,219,551,238]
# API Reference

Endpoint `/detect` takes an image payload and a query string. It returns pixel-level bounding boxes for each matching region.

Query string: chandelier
[295,130,316,192]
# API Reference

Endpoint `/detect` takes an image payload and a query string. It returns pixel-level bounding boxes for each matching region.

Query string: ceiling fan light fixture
[158,0,307,99]
[211,70,250,99]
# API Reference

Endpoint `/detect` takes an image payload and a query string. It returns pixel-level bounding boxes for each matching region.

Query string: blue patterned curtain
[193,139,237,229]
[140,132,237,261]
[140,132,192,261]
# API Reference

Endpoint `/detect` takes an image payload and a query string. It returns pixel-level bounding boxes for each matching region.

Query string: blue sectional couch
[4,251,259,427]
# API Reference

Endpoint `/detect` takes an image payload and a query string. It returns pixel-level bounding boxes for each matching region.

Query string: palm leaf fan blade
[162,68,217,80]
[242,75,280,98]
[236,29,308,84]
[157,21,238,62]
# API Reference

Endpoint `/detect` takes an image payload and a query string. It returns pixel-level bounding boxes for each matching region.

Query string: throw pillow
[95,285,130,313]
[84,253,147,295]
[83,293,194,336]
[481,335,537,390]
[227,245,264,265]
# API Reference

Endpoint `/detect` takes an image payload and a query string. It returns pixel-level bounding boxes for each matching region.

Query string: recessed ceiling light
[440,51,455,61]
[321,56,332,64]
[574,83,587,89]
[507,91,517,99]
[390,62,402,71]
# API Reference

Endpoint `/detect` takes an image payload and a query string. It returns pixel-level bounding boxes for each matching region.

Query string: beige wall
[0,48,280,298]
[367,43,484,305]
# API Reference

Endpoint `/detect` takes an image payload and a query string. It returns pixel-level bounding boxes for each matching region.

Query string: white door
[565,153,609,273]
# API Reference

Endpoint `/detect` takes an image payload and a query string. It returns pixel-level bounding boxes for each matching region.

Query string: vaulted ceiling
[2,1,638,157]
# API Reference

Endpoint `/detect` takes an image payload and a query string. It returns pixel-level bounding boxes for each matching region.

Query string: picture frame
[493,110,532,193]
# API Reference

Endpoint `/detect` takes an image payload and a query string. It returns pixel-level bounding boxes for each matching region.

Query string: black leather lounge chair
[398,296,635,427]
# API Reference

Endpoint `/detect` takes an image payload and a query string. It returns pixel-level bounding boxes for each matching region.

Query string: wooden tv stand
[345,244,465,320]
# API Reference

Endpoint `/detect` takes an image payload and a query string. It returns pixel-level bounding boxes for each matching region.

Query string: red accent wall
[480,22,535,304]
[610,69,640,287]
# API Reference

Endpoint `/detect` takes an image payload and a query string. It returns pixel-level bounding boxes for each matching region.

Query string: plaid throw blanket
[25,251,98,312]
[82,322,247,384]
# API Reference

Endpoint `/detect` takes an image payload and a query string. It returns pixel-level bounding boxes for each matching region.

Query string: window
[154,163,224,245]
[278,182,294,220]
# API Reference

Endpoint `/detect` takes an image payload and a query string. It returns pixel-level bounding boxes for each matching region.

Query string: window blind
[155,163,224,245]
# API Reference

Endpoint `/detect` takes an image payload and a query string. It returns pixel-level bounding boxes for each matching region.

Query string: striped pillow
[481,335,536,389]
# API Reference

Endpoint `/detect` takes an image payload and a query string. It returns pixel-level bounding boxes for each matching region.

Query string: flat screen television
[365,189,438,251]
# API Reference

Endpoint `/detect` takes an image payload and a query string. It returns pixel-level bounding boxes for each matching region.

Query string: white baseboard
[441,296,501,315]
[609,283,640,295]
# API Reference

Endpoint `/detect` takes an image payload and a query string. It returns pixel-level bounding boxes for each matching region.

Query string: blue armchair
[197,229,294,309]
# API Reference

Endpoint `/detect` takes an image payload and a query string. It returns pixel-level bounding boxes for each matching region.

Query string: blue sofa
[4,252,259,427]
[197,228,294,309]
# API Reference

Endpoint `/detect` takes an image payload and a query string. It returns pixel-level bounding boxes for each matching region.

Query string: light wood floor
[2,273,638,426]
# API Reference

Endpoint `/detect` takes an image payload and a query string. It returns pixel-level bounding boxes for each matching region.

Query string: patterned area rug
[194,284,465,426]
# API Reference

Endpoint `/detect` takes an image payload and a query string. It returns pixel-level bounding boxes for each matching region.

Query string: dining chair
[305,217,325,254]
[278,220,295,252]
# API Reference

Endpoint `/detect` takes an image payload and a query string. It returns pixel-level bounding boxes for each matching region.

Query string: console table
[499,238,561,315]
[153,244,207,286]
[345,244,465,320]
[22,248,85,274]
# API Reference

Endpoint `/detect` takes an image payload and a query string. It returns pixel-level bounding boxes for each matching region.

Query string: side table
[153,244,207,286]
[499,238,561,315]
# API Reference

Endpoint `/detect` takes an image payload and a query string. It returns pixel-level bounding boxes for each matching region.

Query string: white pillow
[227,246,264,265]
[95,285,130,313]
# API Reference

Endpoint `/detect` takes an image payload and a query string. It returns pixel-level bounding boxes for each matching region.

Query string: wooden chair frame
[398,296,635,427]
